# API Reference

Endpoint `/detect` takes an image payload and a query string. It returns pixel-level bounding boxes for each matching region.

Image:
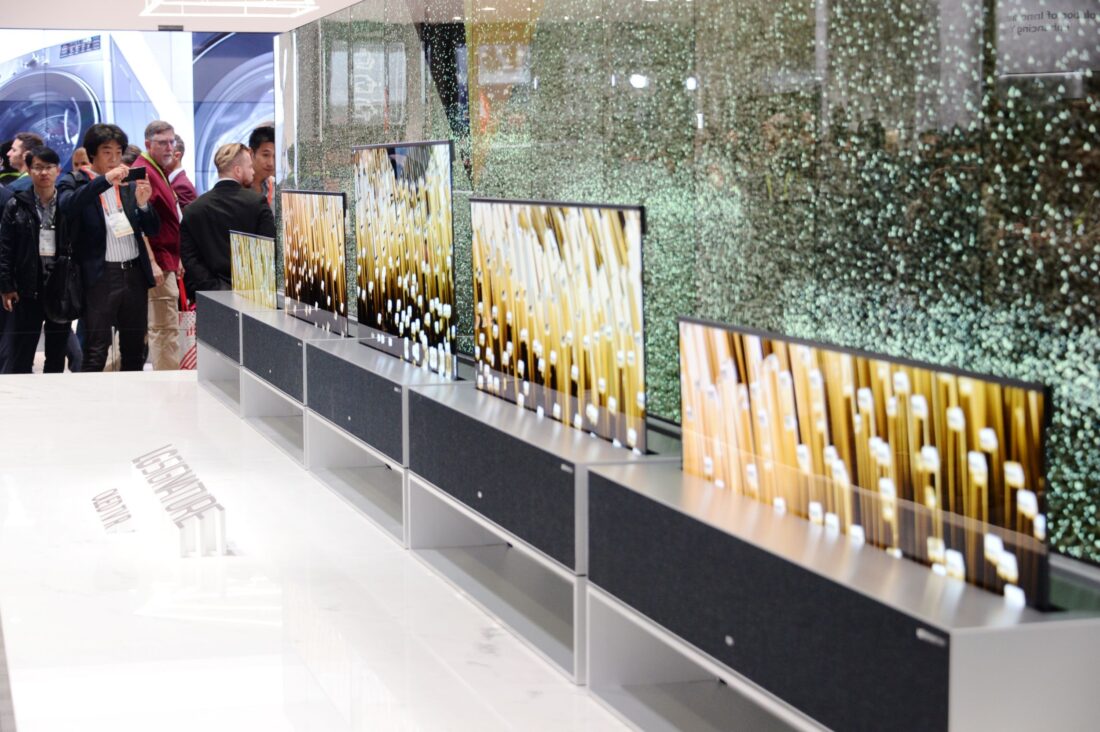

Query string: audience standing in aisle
[248,126,276,206]
[0,140,21,372]
[0,141,19,187]
[181,142,274,299]
[71,147,91,171]
[59,124,161,372]
[167,134,198,210]
[134,120,183,370]
[0,147,76,373]
[121,145,142,166]
[5,133,45,193]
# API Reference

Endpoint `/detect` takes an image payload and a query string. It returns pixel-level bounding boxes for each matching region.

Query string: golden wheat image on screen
[281,190,348,333]
[354,141,455,377]
[230,231,276,310]
[472,199,646,451]
[679,319,1049,607]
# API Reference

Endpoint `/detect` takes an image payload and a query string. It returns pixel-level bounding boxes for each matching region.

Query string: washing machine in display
[192,32,276,192]
[0,33,159,171]
[0,36,104,170]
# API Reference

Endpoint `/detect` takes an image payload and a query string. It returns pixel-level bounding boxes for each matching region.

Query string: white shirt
[100,187,140,262]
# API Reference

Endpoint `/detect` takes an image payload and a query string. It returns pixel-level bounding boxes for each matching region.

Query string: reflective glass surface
[276,0,1100,563]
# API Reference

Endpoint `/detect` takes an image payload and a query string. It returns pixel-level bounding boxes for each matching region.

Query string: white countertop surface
[0,372,622,732]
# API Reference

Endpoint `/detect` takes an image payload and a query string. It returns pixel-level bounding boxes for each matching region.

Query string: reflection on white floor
[0,373,624,732]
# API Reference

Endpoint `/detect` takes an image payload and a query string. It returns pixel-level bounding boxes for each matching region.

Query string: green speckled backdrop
[275,0,1100,563]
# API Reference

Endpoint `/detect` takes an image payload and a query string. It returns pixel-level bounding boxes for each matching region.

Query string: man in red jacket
[133,120,182,370]
[167,134,198,210]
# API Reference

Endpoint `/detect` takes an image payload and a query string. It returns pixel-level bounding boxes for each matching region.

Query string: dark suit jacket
[180,179,275,298]
[0,184,12,217]
[57,170,160,289]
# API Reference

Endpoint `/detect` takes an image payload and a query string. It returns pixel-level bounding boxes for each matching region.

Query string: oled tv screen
[354,140,456,377]
[472,199,646,451]
[230,230,276,310]
[679,319,1049,607]
[281,190,349,334]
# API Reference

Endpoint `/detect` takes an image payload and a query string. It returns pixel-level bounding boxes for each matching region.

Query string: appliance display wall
[680,317,1050,606]
[354,140,456,378]
[281,190,350,334]
[230,231,277,310]
[471,199,646,451]
[192,32,276,192]
[0,29,272,192]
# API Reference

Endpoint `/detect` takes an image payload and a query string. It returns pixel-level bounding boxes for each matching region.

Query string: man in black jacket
[58,124,161,372]
[0,178,13,373]
[180,142,275,300]
[0,147,75,373]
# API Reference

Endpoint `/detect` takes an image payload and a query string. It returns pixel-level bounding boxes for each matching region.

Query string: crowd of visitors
[0,121,277,374]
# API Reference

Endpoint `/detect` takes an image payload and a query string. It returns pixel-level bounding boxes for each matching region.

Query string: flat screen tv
[472,198,646,452]
[353,140,456,377]
[281,190,349,334]
[230,230,276,310]
[679,318,1050,607]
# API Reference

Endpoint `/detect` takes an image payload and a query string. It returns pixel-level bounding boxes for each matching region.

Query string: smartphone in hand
[124,167,147,182]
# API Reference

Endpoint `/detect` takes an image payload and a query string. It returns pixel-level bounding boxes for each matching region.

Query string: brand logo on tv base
[132,444,226,557]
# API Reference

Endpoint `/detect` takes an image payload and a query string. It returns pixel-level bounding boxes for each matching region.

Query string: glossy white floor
[0,372,625,732]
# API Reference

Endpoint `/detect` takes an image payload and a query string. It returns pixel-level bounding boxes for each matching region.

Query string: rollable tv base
[587,461,1100,732]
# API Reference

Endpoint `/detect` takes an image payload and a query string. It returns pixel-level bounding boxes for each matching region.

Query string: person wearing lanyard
[0,146,75,373]
[57,123,161,373]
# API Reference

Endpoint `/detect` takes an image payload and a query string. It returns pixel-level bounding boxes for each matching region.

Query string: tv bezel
[470,196,649,451]
[280,189,351,336]
[351,139,458,375]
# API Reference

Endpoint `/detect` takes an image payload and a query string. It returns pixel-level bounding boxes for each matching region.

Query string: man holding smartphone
[134,120,183,370]
[58,123,161,372]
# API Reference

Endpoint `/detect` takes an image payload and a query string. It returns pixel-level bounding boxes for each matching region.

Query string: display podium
[195,295,1099,727]
[195,291,275,413]
[304,340,453,545]
[405,384,674,683]
[586,461,1100,732]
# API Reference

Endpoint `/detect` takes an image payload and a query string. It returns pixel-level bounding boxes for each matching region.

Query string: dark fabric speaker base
[307,344,404,463]
[242,315,304,402]
[196,294,240,362]
[589,473,950,732]
[408,390,576,569]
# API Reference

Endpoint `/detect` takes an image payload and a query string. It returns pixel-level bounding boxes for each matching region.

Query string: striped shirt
[101,187,140,262]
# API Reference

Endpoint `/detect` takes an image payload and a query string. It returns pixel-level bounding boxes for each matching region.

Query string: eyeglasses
[150,138,176,148]
[30,164,58,173]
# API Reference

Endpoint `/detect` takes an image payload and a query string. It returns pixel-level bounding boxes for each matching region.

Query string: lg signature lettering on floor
[92,488,132,531]
[132,444,223,526]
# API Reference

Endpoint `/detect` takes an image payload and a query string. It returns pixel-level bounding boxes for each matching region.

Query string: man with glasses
[134,120,183,370]
[181,142,274,300]
[0,147,76,372]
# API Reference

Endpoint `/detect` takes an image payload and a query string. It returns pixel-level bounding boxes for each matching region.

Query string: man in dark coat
[0,147,75,372]
[180,142,275,300]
